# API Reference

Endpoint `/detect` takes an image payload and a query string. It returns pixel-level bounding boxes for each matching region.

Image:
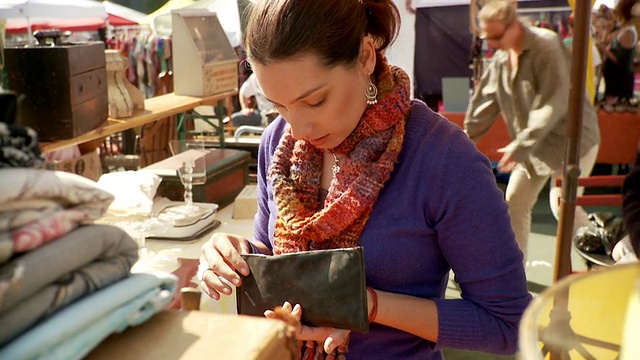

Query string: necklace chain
[331,153,340,176]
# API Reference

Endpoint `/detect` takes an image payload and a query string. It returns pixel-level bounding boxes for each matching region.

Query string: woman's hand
[199,232,253,300]
[264,302,350,354]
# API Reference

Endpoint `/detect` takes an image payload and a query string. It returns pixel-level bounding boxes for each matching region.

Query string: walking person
[465,0,601,260]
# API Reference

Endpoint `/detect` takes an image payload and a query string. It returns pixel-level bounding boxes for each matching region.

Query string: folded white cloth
[0,168,114,232]
[97,171,161,217]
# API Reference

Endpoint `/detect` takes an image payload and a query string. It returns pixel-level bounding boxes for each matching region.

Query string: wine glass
[167,139,211,215]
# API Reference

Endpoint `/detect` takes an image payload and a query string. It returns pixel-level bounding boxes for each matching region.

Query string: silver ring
[197,265,215,281]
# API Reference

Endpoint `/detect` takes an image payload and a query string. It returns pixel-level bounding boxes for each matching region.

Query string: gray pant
[231,109,263,127]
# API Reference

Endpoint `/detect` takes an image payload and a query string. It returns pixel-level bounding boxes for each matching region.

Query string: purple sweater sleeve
[425,119,530,354]
[252,102,531,358]
[252,118,288,253]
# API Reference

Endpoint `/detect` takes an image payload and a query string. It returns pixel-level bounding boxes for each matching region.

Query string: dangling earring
[365,80,378,105]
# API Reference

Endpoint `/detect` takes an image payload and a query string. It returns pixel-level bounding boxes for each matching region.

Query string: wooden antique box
[4,42,108,141]
[142,148,251,208]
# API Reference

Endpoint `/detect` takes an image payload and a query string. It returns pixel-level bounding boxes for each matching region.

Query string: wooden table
[134,201,255,313]
[141,202,254,262]
[40,91,237,153]
[86,310,296,360]
[442,111,640,164]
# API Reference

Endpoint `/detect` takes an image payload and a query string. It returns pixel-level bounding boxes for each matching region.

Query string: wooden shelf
[40,90,237,153]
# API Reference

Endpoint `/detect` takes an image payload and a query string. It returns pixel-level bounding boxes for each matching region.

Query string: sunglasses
[480,20,514,41]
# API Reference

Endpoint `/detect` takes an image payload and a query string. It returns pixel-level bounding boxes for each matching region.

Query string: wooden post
[553,0,591,282]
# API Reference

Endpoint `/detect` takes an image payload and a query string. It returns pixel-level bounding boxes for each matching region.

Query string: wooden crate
[44,148,102,182]
[4,42,108,141]
[142,148,251,208]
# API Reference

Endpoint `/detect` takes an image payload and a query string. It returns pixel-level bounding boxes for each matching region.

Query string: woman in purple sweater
[200,0,531,358]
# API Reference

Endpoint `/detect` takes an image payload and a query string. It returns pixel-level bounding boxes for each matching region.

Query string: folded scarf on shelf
[0,122,45,169]
[0,224,139,345]
[0,272,177,360]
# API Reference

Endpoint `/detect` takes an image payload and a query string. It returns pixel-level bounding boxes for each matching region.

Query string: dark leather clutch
[236,247,368,333]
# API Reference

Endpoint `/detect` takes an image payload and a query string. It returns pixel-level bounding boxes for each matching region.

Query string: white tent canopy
[0,0,107,41]
[0,0,107,20]
[148,0,241,47]
[140,0,195,25]
[102,1,146,25]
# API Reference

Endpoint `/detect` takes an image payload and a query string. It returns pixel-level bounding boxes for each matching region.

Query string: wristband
[367,286,378,323]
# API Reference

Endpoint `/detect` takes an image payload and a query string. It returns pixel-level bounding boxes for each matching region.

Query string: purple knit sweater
[253,100,531,359]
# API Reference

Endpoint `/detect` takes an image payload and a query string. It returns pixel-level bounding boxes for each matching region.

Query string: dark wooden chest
[4,42,108,141]
[143,148,251,209]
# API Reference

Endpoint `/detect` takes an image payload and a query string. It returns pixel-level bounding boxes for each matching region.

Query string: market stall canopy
[139,0,196,25]
[142,0,241,47]
[102,1,146,27]
[0,0,108,34]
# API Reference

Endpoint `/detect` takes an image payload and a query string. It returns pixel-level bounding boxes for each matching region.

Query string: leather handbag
[236,247,369,333]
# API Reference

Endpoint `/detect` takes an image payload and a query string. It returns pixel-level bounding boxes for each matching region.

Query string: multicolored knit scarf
[269,57,411,253]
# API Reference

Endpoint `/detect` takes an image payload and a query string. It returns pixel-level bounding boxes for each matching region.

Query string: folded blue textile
[0,224,139,345]
[0,272,177,360]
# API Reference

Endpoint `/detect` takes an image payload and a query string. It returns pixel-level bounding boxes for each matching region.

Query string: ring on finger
[197,266,215,281]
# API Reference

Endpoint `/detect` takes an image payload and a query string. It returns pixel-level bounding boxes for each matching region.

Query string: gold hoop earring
[365,80,378,105]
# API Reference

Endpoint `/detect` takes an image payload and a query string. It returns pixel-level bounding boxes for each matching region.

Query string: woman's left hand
[264,301,350,354]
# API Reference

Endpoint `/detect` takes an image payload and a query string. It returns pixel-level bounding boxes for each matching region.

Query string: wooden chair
[555,175,624,207]
[555,111,640,207]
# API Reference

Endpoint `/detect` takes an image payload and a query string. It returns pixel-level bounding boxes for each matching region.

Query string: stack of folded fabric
[0,120,177,359]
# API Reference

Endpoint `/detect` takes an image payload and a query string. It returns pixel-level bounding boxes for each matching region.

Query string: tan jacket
[465,25,600,176]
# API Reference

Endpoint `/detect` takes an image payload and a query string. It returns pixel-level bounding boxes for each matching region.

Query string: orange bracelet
[367,286,378,323]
